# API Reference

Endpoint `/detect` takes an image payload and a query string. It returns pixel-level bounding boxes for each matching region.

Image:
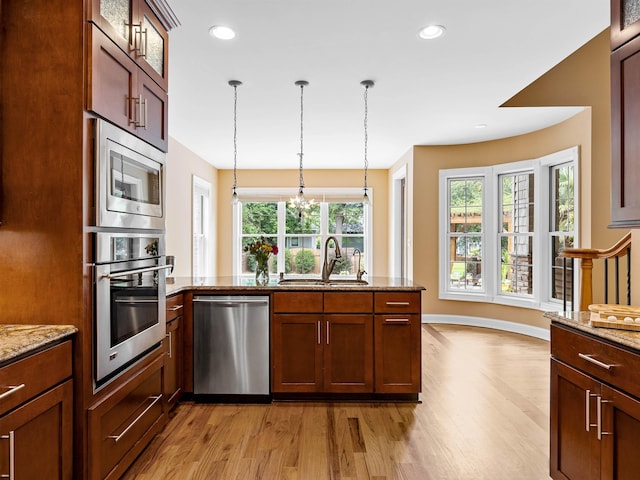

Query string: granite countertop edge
[166,276,426,296]
[545,311,640,351]
[0,325,78,365]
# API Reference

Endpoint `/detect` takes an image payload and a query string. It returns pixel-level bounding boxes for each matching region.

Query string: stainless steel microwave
[95,119,165,230]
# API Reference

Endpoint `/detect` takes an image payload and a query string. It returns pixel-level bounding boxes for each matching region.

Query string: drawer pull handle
[0,384,25,401]
[386,301,410,306]
[168,305,183,311]
[385,318,410,323]
[107,394,162,443]
[578,353,614,371]
[0,431,15,479]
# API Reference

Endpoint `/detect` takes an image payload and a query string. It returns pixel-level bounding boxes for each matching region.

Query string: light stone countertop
[166,276,425,296]
[544,310,640,351]
[0,325,78,366]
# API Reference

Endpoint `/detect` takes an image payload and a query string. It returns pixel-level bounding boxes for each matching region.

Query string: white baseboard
[422,314,550,341]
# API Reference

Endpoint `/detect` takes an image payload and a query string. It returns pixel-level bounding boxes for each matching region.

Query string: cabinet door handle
[596,396,612,440]
[384,318,409,323]
[168,305,183,311]
[386,301,410,306]
[0,431,15,480]
[0,384,25,401]
[326,321,330,345]
[107,394,162,443]
[166,331,172,358]
[585,390,598,432]
[133,24,147,58]
[578,353,615,371]
[317,321,320,345]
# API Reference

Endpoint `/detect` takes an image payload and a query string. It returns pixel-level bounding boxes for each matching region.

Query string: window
[234,188,371,282]
[447,177,484,292]
[192,176,211,278]
[439,147,578,309]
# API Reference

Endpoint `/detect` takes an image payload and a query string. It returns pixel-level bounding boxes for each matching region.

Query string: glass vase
[255,258,270,286]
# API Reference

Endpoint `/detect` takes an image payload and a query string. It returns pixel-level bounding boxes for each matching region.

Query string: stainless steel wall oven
[94,231,169,388]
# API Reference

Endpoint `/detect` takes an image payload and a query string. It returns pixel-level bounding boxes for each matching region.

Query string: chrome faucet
[353,248,366,281]
[321,236,342,281]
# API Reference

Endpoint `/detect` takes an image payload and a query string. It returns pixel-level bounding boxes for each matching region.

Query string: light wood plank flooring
[122,324,551,479]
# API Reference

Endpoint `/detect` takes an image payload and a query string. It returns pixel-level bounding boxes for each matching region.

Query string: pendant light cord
[298,82,305,191]
[233,83,238,192]
[229,80,242,201]
[363,84,369,192]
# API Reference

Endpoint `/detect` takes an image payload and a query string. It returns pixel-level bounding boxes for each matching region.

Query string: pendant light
[289,80,315,218]
[229,80,242,205]
[361,80,374,205]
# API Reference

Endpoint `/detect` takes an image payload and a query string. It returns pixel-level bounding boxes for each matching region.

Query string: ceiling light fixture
[418,24,446,40]
[209,25,236,40]
[229,80,242,204]
[289,80,315,219]
[361,80,374,206]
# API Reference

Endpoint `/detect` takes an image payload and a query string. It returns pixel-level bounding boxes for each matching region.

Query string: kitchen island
[165,276,424,402]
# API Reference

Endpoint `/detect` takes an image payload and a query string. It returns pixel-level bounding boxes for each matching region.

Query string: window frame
[232,187,373,280]
[438,147,579,310]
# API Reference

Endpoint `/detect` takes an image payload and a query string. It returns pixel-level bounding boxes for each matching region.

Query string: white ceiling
[166,0,610,170]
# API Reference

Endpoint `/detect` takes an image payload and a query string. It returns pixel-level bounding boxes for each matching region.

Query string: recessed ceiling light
[209,25,236,40]
[418,25,446,40]
[475,124,488,129]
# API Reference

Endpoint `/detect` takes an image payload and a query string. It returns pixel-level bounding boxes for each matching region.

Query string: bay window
[439,147,578,309]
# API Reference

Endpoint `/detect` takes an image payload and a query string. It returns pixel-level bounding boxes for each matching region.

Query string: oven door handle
[102,264,173,279]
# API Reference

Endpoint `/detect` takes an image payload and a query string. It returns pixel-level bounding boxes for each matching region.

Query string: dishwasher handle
[193,297,269,306]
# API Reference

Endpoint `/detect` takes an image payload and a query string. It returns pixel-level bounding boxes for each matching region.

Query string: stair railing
[560,232,632,311]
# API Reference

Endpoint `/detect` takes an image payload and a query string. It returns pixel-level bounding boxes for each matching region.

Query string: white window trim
[438,146,579,311]
[232,187,373,279]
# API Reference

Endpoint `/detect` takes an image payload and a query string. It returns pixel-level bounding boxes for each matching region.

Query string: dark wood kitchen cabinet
[87,351,166,480]
[88,24,168,151]
[610,0,640,227]
[374,292,422,393]
[550,323,640,479]
[271,291,374,393]
[87,0,169,91]
[164,293,184,410]
[0,341,73,480]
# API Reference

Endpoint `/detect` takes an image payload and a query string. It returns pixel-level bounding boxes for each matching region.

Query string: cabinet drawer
[374,292,421,314]
[324,292,373,313]
[166,293,184,321]
[88,354,165,480]
[551,324,640,398]
[0,341,72,415]
[273,292,323,313]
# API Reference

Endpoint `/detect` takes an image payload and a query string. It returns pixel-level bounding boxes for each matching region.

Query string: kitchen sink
[277,278,327,286]
[277,278,368,287]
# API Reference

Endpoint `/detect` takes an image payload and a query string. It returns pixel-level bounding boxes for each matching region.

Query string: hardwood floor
[122,324,550,479]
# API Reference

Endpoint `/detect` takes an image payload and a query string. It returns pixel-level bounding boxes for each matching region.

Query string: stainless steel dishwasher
[193,295,270,400]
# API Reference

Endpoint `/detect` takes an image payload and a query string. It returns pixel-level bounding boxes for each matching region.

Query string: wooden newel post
[579,258,594,312]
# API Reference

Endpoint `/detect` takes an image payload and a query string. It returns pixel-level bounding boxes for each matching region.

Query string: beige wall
[165,137,218,277]
[413,111,592,329]
[216,169,388,277]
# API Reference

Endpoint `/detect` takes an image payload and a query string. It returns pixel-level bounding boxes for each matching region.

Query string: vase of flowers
[244,236,278,286]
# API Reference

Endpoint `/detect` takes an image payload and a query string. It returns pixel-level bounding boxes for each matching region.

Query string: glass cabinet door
[612,0,640,49]
[99,0,132,42]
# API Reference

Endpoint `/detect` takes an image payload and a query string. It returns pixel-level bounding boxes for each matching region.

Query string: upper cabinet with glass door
[88,0,169,91]
[612,0,640,49]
